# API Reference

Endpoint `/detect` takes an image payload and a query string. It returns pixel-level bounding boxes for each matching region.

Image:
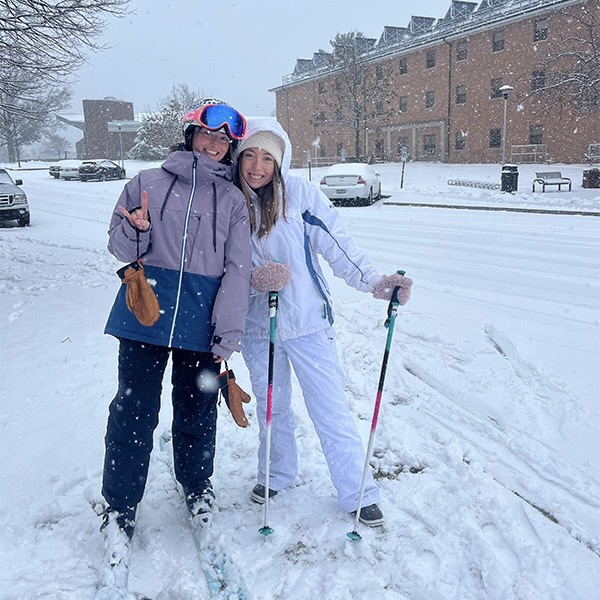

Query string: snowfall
[0,159,599,600]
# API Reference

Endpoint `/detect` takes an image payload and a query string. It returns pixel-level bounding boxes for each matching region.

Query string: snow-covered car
[59,160,86,180]
[49,164,62,179]
[319,163,382,206]
[79,159,126,182]
[0,168,30,227]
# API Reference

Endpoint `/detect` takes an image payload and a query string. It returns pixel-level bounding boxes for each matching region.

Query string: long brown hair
[236,157,287,238]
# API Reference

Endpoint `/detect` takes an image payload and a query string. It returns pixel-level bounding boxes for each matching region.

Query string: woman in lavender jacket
[100,100,251,541]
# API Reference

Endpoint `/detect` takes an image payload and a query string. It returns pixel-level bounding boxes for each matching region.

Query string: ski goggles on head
[183,104,247,140]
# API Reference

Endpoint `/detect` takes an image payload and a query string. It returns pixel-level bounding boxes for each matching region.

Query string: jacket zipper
[168,155,197,346]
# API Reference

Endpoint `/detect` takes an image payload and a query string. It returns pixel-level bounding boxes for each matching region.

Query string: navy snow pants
[102,338,220,510]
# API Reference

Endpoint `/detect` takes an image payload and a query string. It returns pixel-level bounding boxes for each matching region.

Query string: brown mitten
[121,262,160,326]
[216,367,251,428]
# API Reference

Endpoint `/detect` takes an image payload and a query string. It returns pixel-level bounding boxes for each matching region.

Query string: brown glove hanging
[216,363,251,428]
[118,260,160,327]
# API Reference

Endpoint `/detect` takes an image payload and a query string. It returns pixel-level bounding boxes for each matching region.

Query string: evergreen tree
[130,84,202,159]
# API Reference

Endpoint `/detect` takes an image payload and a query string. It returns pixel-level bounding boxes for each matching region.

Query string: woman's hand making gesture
[119,190,150,231]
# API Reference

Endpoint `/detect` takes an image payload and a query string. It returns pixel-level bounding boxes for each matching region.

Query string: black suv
[0,168,30,227]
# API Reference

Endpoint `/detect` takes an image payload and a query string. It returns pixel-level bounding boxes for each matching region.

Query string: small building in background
[57,97,140,160]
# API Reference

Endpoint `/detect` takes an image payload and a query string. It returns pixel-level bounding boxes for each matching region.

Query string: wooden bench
[532,171,572,192]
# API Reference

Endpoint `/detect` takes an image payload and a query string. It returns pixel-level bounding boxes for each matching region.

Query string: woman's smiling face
[192,127,232,162]
[240,148,276,190]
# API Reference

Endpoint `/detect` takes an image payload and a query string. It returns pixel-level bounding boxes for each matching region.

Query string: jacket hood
[161,150,233,184]
[234,117,292,179]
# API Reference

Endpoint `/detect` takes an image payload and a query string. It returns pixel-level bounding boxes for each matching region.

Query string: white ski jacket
[237,117,382,341]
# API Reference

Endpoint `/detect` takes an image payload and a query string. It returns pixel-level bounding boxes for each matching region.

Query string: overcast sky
[68,0,453,118]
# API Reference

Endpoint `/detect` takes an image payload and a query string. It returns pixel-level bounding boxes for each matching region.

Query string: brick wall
[275,0,600,164]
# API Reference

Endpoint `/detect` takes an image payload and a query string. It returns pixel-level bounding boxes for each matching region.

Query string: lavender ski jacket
[104,150,251,359]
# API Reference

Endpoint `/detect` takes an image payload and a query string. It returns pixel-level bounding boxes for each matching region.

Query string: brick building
[57,98,140,161]
[272,0,599,164]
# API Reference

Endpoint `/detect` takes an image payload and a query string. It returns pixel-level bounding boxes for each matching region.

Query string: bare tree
[0,1,130,94]
[42,133,71,161]
[0,61,72,163]
[315,32,396,158]
[530,3,600,114]
[0,0,129,163]
[159,83,201,115]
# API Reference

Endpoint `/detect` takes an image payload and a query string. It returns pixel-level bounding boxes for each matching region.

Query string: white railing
[584,143,600,163]
[510,144,548,163]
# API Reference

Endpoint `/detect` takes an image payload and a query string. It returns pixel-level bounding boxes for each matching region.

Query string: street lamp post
[499,84,514,164]
[117,125,124,169]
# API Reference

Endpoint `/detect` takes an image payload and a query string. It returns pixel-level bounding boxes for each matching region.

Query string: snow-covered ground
[1,160,599,599]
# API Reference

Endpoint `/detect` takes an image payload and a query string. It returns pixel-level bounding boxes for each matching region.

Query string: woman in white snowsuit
[101,100,251,540]
[234,117,412,526]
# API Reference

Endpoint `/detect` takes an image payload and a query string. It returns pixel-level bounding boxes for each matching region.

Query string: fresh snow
[1,160,599,600]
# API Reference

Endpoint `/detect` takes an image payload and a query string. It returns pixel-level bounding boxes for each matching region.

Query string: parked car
[0,168,30,227]
[319,162,382,206]
[59,160,86,180]
[79,160,126,182]
[49,163,62,179]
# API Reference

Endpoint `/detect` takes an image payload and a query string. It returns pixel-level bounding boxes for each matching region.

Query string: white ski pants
[242,327,379,513]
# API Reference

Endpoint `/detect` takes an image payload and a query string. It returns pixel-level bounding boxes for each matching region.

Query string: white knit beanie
[237,131,285,169]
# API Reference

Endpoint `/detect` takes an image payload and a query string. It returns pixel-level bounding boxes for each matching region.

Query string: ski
[158,430,252,599]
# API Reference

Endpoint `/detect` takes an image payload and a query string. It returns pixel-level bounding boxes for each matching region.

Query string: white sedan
[58,160,85,180]
[319,163,382,206]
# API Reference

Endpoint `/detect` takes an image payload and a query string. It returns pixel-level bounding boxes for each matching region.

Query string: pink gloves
[251,261,292,292]
[373,273,413,305]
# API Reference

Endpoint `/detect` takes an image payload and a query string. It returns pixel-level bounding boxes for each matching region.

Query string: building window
[335,109,343,123]
[399,57,408,75]
[375,65,384,80]
[425,91,435,109]
[375,139,384,158]
[375,100,384,114]
[490,129,501,148]
[531,70,545,92]
[491,78,504,99]
[455,131,466,150]
[492,30,504,52]
[337,142,344,157]
[456,85,467,104]
[318,81,326,94]
[534,19,548,42]
[530,125,543,145]
[423,135,436,156]
[335,78,342,92]
[426,50,436,68]
[457,41,468,61]
[317,111,325,123]
[399,96,408,112]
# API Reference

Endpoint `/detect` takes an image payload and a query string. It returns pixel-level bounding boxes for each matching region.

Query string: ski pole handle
[390,269,406,306]
[385,269,406,327]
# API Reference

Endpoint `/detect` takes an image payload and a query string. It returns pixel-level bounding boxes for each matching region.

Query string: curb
[382,201,600,217]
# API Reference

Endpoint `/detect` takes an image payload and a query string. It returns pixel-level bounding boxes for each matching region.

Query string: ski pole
[259,291,278,536]
[347,270,406,541]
